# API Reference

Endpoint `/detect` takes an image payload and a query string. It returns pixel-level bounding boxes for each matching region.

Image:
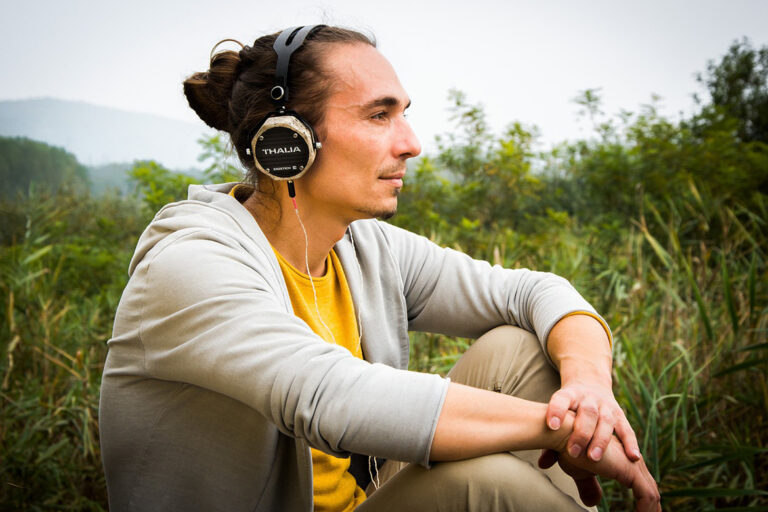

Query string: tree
[0,137,89,199]
[197,133,244,183]
[696,38,768,144]
[128,160,199,214]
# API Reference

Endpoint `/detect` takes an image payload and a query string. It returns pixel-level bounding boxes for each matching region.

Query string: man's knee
[474,325,545,362]
[373,454,590,512]
[429,453,529,494]
[448,325,559,399]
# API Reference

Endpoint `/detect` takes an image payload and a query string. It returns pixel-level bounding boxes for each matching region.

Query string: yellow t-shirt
[273,247,367,512]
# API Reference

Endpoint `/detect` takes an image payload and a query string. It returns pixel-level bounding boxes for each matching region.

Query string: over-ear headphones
[248,25,325,184]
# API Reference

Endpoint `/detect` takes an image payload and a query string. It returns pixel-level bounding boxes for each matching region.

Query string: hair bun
[183,50,241,132]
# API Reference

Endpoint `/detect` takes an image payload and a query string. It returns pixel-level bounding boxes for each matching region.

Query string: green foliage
[601,188,768,511]
[2,40,768,511]
[396,90,546,255]
[696,38,768,144]
[397,41,768,510]
[128,159,199,214]
[197,133,244,183]
[551,88,768,234]
[1,189,143,510]
[404,173,768,512]
[0,137,89,200]
[126,134,242,216]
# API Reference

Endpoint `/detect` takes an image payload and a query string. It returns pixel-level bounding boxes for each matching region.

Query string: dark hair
[183,26,375,185]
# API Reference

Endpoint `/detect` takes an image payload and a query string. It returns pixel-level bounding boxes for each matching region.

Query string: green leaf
[713,357,768,377]
[721,252,739,333]
[737,342,768,352]
[34,438,69,465]
[681,256,714,341]
[662,488,768,498]
[21,244,53,265]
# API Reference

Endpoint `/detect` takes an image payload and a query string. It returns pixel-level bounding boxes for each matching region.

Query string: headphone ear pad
[250,114,317,180]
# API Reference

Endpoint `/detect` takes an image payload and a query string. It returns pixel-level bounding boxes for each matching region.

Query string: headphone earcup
[250,114,318,180]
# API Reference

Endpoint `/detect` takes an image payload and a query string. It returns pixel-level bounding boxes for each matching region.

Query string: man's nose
[393,116,422,159]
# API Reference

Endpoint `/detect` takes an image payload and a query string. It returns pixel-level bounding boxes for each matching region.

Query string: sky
[2,0,768,155]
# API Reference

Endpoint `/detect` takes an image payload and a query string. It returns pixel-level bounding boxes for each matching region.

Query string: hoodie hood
[128,183,270,276]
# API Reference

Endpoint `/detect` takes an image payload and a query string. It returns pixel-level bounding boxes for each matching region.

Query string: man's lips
[379,171,406,187]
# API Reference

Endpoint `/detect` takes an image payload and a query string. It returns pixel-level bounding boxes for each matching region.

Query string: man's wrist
[559,355,613,388]
[548,314,613,387]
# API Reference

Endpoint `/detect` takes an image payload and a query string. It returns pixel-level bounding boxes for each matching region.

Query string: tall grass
[1,182,765,510]
[605,186,768,510]
[1,189,142,510]
[407,184,768,511]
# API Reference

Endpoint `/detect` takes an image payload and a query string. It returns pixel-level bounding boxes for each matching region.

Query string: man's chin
[376,208,397,220]
[378,189,400,219]
[355,195,399,221]
[354,205,398,221]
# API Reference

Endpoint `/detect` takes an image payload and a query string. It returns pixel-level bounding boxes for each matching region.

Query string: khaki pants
[358,326,596,512]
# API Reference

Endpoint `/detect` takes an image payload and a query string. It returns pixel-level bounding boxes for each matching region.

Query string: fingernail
[590,447,602,460]
[549,417,561,430]
[633,449,642,460]
[569,444,581,457]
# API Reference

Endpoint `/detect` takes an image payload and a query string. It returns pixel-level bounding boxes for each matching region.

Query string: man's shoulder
[348,219,425,243]
[128,192,273,277]
[342,220,439,269]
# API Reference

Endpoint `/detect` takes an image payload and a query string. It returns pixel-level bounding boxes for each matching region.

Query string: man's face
[296,43,421,222]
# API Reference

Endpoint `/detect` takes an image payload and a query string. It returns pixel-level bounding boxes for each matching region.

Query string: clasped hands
[542,377,661,512]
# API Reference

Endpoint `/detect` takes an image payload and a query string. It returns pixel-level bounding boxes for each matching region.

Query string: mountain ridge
[0,98,213,169]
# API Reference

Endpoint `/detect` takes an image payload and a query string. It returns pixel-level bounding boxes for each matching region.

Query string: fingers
[567,398,599,459]
[632,461,662,512]
[610,448,661,512]
[615,415,642,462]
[636,491,662,512]
[640,459,662,512]
[586,406,615,461]
[550,383,644,467]
[561,435,660,512]
[546,388,575,431]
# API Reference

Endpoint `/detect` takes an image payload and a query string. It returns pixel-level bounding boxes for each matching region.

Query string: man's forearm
[429,382,574,461]
[547,314,613,387]
[431,384,660,511]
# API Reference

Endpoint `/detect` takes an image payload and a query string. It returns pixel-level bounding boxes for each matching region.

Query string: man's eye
[371,112,387,120]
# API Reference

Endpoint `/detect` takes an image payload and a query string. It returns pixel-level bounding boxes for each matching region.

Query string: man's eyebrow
[360,96,412,110]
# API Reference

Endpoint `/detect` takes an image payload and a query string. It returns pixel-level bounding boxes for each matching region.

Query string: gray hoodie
[99,183,606,512]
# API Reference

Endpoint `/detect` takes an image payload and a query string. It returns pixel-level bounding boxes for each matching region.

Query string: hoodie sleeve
[378,222,611,364]
[132,229,448,467]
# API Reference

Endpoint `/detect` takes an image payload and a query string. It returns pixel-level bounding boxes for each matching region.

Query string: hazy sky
[2,0,767,153]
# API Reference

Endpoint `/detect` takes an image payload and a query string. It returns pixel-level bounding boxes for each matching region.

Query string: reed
[407,183,768,511]
[1,181,765,510]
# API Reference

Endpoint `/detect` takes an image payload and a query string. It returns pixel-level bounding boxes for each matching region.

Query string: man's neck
[242,185,349,277]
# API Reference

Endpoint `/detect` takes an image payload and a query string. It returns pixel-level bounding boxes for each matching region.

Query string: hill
[0,136,88,200]
[0,98,213,170]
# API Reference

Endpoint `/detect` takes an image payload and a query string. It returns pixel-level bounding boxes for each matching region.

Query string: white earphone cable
[292,201,336,345]
[293,199,378,488]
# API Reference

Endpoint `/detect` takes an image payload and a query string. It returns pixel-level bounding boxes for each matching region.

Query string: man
[99,25,660,511]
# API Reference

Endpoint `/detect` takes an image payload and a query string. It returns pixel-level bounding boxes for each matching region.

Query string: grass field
[1,178,765,510]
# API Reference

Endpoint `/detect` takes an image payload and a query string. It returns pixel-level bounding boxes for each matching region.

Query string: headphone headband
[249,25,324,184]
[271,25,325,105]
